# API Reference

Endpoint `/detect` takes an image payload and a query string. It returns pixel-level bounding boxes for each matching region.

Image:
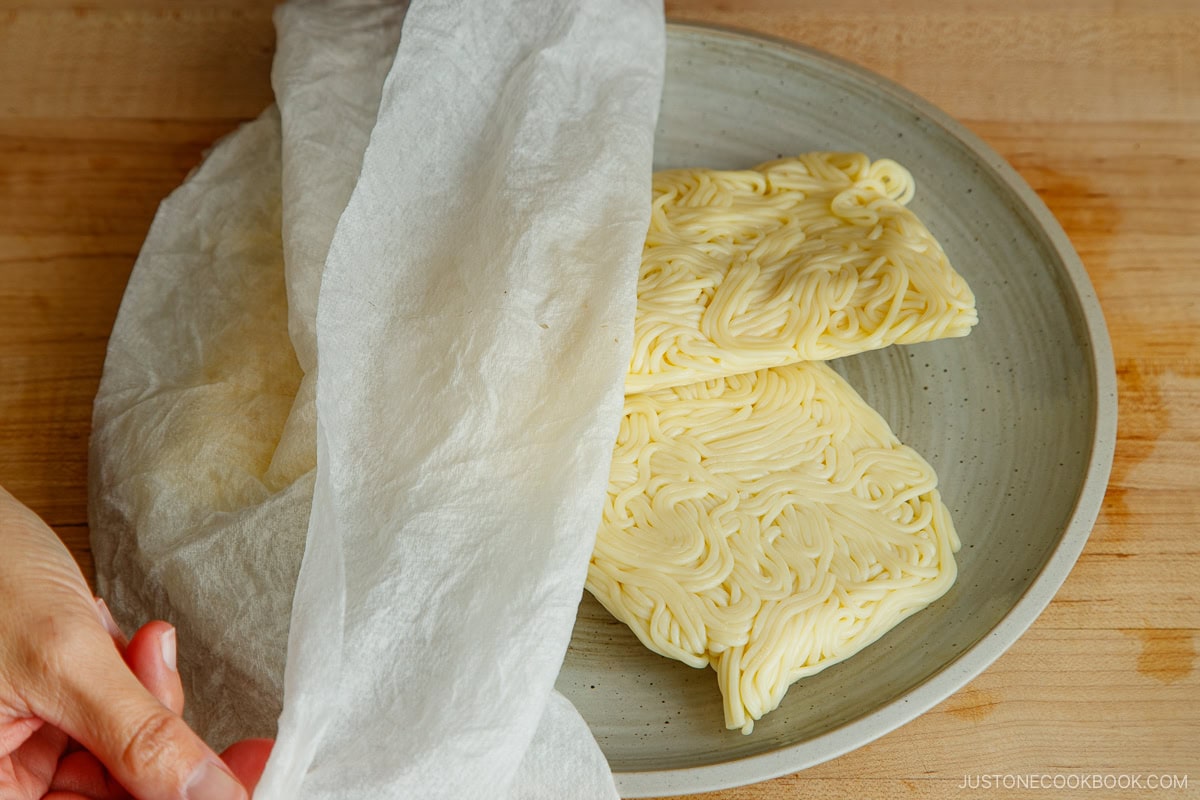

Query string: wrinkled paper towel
[88,1,665,797]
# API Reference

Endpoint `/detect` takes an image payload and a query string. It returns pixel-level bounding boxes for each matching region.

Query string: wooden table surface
[2,1,1197,798]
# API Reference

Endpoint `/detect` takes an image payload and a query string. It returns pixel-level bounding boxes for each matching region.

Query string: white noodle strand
[589,363,961,733]
[627,153,977,393]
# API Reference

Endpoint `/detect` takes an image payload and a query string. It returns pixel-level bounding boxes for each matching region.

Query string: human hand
[0,486,271,799]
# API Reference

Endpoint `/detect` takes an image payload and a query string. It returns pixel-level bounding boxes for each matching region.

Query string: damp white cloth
[88,1,665,797]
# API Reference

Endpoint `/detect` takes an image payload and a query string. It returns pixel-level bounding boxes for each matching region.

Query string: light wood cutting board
[0,1,1196,797]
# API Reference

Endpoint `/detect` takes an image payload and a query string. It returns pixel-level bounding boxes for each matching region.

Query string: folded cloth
[89,1,665,797]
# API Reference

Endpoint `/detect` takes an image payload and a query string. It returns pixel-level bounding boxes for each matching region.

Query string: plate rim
[612,19,1118,797]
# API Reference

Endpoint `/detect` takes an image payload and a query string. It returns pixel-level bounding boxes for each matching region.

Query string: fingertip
[124,621,185,716]
[185,759,249,800]
[220,738,274,795]
[125,619,175,653]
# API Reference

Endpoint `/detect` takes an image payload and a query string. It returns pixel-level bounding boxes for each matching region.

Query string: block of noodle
[627,152,977,393]
[588,362,960,733]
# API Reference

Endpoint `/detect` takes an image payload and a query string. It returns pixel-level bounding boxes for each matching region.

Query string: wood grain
[1,2,1196,798]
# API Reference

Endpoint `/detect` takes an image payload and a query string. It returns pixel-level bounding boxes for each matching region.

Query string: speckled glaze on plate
[554,22,1117,797]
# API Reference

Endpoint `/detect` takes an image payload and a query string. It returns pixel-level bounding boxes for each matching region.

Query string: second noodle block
[627,153,977,393]
[588,362,960,733]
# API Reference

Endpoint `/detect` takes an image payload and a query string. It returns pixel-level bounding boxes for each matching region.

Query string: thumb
[36,621,248,800]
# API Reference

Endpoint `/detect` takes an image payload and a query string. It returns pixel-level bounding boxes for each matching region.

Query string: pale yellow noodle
[588,363,960,733]
[627,152,977,394]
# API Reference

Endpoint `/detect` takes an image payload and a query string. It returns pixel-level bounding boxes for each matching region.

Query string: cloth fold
[90,1,665,797]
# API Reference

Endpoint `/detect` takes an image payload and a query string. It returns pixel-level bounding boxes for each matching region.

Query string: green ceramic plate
[556,22,1116,797]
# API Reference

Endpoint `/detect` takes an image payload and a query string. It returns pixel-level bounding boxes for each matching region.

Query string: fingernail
[186,760,247,800]
[161,627,177,672]
[94,597,129,647]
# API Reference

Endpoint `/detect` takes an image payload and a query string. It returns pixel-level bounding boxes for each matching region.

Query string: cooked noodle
[588,362,960,733]
[627,152,977,394]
